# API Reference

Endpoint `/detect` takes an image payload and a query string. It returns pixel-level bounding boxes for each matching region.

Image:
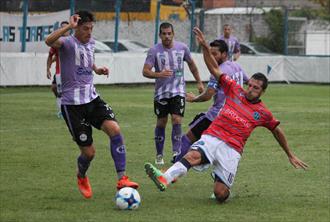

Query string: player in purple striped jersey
[143,22,204,165]
[218,24,240,61]
[173,39,248,163]
[45,11,138,199]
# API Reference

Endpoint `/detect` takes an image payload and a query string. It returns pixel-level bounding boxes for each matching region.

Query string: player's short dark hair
[75,10,95,25]
[251,72,268,90]
[210,40,228,53]
[159,22,174,34]
[60,21,69,26]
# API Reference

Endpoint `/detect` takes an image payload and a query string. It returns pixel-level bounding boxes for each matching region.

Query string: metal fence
[1,0,329,55]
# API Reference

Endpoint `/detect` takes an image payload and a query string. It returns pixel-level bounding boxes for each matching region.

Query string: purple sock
[110,134,126,173]
[77,155,92,177]
[174,134,192,162]
[172,124,182,153]
[155,127,165,156]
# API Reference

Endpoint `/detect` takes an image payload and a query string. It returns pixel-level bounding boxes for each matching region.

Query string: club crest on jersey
[196,140,205,146]
[253,112,261,120]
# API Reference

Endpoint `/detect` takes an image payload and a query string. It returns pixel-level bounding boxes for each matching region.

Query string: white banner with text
[0,10,70,53]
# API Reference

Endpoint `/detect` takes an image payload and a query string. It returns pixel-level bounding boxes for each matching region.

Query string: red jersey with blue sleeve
[203,74,280,154]
[49,47,60,74]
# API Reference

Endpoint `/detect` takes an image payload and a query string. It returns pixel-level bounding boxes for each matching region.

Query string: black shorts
[189,112,212,140]
[52,75,56,84]
[61,97,116,146]
[154,95,185,118]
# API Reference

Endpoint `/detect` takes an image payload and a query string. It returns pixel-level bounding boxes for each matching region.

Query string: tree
[254,9,284,54]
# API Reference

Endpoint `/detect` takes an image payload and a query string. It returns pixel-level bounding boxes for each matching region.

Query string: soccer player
[45,11,138,199]
[144,27,308,203]
[218,24,240,61]
[46,21,70,118]
[142,22,204,165]
[173,39,248,163]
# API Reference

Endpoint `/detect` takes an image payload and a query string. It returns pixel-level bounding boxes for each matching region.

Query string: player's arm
[142,64,173,79]
[93,64,109,77]
[186,59,204,93]
[45,14,78,48]
[233,40,241,61]
[186,87,216,103]
[46,53,54,79]
[271,126,309,170]
[193,27,222,81]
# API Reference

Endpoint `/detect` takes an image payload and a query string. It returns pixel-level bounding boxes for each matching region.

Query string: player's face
[211,47,221,64]
[245,78,264,100]
[75,22,94,43]
[160,27,174,48]
[223,26,231,38]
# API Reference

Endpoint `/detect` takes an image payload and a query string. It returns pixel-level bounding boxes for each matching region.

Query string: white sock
[56,98,61,112]
[163,162,187,184]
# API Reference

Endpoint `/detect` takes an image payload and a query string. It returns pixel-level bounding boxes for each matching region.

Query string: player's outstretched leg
[144,163,168,191]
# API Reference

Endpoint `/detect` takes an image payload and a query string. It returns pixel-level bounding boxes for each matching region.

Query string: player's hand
[197,81,204,94]
[186,92,196,102]
[193,27,208,47]
[159,69,173,78]
[289,155,309,170]
[47,69,51,79]
[95,66,109,77]
[69,14,80,28]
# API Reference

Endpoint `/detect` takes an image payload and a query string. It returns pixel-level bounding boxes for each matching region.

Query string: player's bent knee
[171,115,182,124]
[80,146,96,160]
[102,120,121,136]
[184,150,201,165]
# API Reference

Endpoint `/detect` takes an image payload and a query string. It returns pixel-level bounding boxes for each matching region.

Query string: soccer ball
[115,187,141,210]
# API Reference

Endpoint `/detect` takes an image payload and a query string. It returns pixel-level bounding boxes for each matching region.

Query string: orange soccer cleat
[77,175,93,199]
[117,175,139,190]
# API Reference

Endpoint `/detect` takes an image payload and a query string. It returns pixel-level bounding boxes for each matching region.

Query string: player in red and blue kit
[173,39,248,163]
[46,21,70,118]
[144,27,308,203]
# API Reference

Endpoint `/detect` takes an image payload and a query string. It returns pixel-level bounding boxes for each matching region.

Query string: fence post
[114,0,122,52]
[189,0,196,51]
[21,0,28,52]
[283,7,288,55]
[154,0,161,45]
[197,8,205,52]
[70,0,75,15]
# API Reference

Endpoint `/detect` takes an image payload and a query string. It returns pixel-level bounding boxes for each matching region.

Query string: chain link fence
[1,0,329,55]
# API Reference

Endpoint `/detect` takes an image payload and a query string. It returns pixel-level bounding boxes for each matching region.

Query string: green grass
[0,83,329,222]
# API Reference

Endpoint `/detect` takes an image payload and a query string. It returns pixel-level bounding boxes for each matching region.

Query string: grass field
[0,83,329,222]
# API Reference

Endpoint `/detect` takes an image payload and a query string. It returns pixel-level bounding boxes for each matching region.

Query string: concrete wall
[1,52,329,86]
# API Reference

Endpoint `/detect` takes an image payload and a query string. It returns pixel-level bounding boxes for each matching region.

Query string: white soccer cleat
[155,154,164,165]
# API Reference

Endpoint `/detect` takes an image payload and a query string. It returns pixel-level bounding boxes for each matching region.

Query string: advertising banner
[0,10,70,52]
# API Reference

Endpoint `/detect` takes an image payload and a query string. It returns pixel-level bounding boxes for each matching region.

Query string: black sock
[179,158,192,170]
